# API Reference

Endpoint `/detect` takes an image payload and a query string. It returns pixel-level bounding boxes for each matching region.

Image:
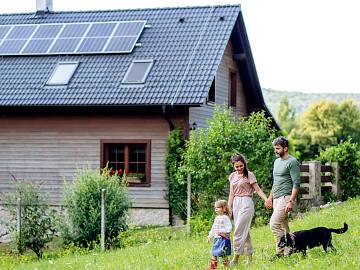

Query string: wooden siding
[190,40,248,128]
[0,115,170,208]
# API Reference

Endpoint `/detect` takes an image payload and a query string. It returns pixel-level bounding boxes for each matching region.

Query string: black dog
[278,223,348,256]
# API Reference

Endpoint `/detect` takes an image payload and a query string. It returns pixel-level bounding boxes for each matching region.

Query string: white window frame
[47,61,79,85]
[122,59,154,84]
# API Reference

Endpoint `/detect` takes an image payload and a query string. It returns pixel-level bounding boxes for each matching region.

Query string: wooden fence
[299,161,340,206]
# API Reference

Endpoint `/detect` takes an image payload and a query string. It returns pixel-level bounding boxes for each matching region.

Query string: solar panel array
[0,20,146,55]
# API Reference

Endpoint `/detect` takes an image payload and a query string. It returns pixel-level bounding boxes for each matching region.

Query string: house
[0,1,274,225]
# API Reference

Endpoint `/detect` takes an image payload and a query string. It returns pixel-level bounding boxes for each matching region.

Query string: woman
[228,154,268,266]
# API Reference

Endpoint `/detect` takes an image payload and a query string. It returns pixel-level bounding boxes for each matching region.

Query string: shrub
[318,140,360,200]
[3,180,56,259]
[62,166,131,248]
[166,128,187,220]
[175,107,276,225]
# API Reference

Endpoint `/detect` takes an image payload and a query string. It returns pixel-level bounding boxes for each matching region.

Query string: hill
[262,88,360,115]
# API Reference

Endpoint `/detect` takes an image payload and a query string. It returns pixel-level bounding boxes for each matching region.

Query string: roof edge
[0,4,241,17]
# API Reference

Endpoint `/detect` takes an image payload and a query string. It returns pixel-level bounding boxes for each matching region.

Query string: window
[47,62,79,85]
[207,78,215,103]
[101,140,151,186]
[229,72,237,107]
[122,60,153,84]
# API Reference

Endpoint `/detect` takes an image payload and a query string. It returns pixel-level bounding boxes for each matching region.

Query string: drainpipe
[161,105,174,225]
[161,105,174,131]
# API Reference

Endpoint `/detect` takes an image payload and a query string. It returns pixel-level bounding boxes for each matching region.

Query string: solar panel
[77,37,108,53]
[0,20,146,56]
[0,39,27,54]
[0,26,11,39]
[86,23,116,37]
[105,36,138,53]
[7,25,37,39]
[49,38,81,53]
[22,39,54,54]
[60,24,89,38]
[33,24,62,38]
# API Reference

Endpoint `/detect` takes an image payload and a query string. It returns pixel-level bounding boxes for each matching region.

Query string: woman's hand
[265,197,273,209]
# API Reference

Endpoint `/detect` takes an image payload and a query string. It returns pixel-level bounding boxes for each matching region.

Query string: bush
[62,166,131,248]
[166,128,187,220]
[3,180,56,259]
[318,140,360,200]
[175,107,276,224]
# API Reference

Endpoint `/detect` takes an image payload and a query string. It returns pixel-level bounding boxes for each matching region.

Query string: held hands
[264,197,273,209]
[207,236,212,243]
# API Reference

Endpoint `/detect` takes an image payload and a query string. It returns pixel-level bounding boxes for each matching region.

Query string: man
[265,136,300,259]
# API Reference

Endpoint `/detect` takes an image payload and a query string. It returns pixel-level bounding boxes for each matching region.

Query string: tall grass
[1,198,359,269]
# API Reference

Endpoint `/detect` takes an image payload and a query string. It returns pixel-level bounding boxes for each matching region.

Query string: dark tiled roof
[0,5,240,106]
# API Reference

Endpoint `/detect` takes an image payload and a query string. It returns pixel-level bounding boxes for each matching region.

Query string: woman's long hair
[230,153,249,178]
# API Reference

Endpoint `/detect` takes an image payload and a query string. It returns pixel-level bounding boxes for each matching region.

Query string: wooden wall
[189,40,248,128]
[0,115,170,208]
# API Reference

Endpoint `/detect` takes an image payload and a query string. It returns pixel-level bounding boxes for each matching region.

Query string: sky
[0,0,360,94]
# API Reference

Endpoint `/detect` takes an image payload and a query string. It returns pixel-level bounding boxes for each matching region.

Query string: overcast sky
[1,0,359,94]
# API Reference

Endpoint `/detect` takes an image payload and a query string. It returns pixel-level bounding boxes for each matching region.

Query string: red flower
[118,168,123,175]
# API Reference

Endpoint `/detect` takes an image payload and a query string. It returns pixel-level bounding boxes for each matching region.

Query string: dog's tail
[329,223,348,234]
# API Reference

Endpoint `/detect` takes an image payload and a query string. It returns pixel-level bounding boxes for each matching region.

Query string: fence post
[187,173,191,236]
[308,161,321,204]
[101,189,106,252]
[331,162,341,199]
[16,198,21,242]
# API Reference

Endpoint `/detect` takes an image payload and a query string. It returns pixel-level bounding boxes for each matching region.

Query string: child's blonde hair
[215,199,231,216]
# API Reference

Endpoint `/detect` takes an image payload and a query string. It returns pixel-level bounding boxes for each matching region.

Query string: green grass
[1,198,359,269]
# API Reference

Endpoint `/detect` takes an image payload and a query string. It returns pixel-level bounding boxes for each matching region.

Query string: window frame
[100,139,151,187]
[46,61,79,86]
[229,71,237,107]
[206,77,216,104]
[122,59,154,84]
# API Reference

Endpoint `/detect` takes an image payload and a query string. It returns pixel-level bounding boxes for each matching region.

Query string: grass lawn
[1,197,359,269]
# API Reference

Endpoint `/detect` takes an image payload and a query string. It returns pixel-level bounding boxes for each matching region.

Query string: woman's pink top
[229,171,257,197]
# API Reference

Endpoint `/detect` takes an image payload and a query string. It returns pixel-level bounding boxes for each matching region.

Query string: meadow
[0,198,359,269]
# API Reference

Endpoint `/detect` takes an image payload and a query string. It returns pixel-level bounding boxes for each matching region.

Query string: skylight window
[47,62,79,85]
[122,60,154,84]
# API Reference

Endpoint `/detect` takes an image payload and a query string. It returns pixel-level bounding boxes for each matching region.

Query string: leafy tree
[336,100,360,143]
[174,107,276,224]
[166,128,187,221]
[276,96,297,134]
[62,167,131,248]
[318,140,360,200]
[293,99,360,161]
[3,180,56,259]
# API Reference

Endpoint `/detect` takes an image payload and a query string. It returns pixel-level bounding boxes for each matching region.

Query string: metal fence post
[187,173,191,236]
[101,189,106,252]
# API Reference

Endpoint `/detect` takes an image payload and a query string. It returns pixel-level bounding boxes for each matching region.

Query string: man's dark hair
[272,136,289,148]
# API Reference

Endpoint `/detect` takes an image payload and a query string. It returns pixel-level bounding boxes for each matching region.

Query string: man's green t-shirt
[272,155,300,199]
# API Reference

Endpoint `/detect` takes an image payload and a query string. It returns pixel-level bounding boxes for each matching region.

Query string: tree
[293,99,360,161]
[174,107,276,225]
[62,167,131,248]
[3,180,56,259]
[276,96,297,134]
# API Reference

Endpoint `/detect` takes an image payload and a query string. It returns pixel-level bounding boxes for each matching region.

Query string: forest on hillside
[262,88,360,115]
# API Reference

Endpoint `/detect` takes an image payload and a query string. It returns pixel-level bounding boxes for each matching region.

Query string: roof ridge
[0,4,241,17]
